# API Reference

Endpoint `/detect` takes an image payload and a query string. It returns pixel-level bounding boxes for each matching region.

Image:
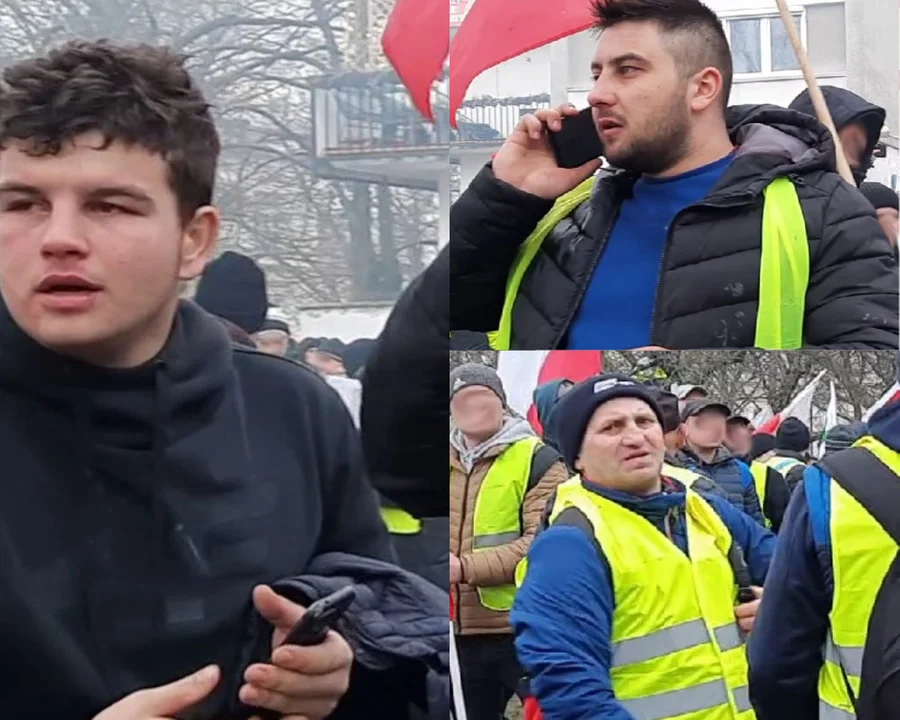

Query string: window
[726,13,803,76]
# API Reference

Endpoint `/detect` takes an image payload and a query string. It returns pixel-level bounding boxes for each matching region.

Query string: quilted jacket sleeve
[804,179,899,348]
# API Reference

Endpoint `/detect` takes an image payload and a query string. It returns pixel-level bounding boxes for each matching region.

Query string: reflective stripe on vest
[767,456,804,476]
[519,476,755,719]
[486,175,806,350]
[818,435,900,718]
[662,462,705,489]
[379,506,422,535]
[470,436,540,611]
[749,462,771,528]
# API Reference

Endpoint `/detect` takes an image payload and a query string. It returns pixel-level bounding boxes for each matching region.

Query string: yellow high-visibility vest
[662,462,706,489]
[517,477,755,719]
[487,175,807,350]
[749,462,771,528]
[819,435,900,718]
[766,455,805,477]
[380,506,422,535]
[460,436,540,612]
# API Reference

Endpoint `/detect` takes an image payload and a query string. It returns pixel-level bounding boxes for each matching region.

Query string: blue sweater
[747,401,900,718]
[567,153,734,349]
[511,482,775,720]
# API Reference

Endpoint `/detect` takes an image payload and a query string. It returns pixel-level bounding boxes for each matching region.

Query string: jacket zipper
[552,207,620,348]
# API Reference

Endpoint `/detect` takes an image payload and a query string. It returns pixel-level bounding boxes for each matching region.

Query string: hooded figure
[531,378,573,456]
[789,86,886,186]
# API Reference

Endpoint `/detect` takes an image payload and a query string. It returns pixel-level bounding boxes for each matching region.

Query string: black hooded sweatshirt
[0,300,393,718]
[789,86,886,186]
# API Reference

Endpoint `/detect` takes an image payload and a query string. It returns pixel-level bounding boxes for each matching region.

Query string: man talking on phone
[0,40,404,720]
[450,0,898,350]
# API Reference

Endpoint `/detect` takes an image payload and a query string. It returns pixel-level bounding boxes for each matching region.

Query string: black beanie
[860,182,899,211]
[194,252,268,335]
[776,417,811,453]
[555,373,665,470]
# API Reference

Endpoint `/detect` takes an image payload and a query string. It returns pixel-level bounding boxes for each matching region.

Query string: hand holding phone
[547,107,606,170]
[280,585,357,647]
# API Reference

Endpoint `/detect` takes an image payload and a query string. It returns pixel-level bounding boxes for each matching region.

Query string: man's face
[839,121,868,170]
[685,409,727,450]
[576,397,665,494]
[451,386,504,439]
[587,21,692,175]
[255,330,289,356]
[306,349,346,376]
[725,423,753,457]
[876,207,899,248]
[0,132,217,367]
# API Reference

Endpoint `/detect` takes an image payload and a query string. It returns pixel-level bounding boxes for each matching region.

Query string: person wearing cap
[725,416,754,462]
[748,382,900,718]
[859,182,898,253]
[307,338,348,377]
[511,373,774,720]
[821,421,867,457]
[449,363,568,720]
[253,306,292,357]
[681,400,766,526]
[673,383,709,413]
[761,418,812,495]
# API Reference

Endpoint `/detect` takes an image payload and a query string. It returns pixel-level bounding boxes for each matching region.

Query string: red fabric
[449,0,597,126]
[450,592,455,621]
[381,0,448,120]
[754,414,781,436]
[523,695,543,720]
[527,351,603,435]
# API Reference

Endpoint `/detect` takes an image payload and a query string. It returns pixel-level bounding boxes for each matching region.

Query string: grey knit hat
[449,363,507,406]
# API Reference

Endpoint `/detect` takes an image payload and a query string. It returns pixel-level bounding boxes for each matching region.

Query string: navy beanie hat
[194,251,268,335]
[555,373,665,470]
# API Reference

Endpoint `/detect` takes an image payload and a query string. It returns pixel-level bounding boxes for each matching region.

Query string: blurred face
[0,132,218,368]
[876,207,898,248]
[725,423,753,457]
[255,330,289,356]
[451,386,504,441]
[575,397,665,495]
[685,410,728,451]
[839,122,868,170]
[306,349,345,376]
[587,21,714,175]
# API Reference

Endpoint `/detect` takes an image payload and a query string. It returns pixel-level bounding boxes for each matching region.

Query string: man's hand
[93,665,220,719]
[243,585,353,720]
[735,587,764,634]
[493,103,603,200]
[450,554,462,584]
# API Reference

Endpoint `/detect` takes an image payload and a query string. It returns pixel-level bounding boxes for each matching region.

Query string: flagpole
[449,621,468,720]
[774,0,854,183]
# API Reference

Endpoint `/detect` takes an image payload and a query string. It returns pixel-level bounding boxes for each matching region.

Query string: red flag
[754,370,826,435]
[496,351,603,435]
[381,0,448,120]
[863,382,900,421]
[449,0,596,127]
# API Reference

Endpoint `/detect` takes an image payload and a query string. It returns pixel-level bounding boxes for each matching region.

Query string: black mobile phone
[280,584,357,647]
[548,106,605,169]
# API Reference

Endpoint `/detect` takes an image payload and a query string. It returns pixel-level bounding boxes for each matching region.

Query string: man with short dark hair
[0,39,424,720]
[450,0,898,349]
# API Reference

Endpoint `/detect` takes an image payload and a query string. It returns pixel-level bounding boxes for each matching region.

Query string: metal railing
[453,94,551,146]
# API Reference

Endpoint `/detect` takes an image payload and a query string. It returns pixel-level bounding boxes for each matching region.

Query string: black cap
[556,373,665,469]
[648,388,680,433]
[681,399,731,422]
[776,417,811,452]
[727,415,752,427]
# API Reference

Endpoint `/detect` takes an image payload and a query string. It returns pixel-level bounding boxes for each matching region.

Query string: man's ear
[178,206,220,281]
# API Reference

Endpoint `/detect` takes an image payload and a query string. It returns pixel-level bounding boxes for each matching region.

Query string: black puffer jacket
[450,104,899,349]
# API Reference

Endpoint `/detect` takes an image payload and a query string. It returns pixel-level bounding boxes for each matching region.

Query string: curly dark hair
[0,39,220,222]
[592,0,733,109]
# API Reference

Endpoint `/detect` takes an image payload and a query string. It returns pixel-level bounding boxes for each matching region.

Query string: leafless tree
[0,0,437,314]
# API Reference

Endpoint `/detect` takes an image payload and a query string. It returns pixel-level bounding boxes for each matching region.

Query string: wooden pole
[774,0,854,183]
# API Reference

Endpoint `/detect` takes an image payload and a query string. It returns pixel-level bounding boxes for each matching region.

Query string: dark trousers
[456,633,522,720]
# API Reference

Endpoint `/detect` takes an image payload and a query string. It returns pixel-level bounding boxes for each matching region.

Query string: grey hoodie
[450,415,536,473]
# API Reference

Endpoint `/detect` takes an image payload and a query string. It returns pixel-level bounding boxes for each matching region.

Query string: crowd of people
[449,359,899,720]
[0,37,450,720]
[449,0,899,351]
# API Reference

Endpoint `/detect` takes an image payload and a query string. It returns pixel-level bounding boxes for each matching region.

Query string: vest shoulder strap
[819,446,900,542]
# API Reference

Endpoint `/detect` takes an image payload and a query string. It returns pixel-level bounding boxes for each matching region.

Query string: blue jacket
[682,447,766,526]
[747,400,900,719]
[511,481,776,720]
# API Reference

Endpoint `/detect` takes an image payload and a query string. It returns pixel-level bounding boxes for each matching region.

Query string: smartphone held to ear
[548,107,605,169]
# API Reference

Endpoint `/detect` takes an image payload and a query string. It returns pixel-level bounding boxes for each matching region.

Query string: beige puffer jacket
[450,438,568,636]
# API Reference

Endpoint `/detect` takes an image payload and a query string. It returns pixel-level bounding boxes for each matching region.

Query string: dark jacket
[512,481,775,719]
[681,447,766,525]
[450,104,899,349]
[747,398,900,718]
[790,86,886,186]
[664,452,730,501]
[760,463,792,533]
[0,300,394,719]
[248,553,450,720]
